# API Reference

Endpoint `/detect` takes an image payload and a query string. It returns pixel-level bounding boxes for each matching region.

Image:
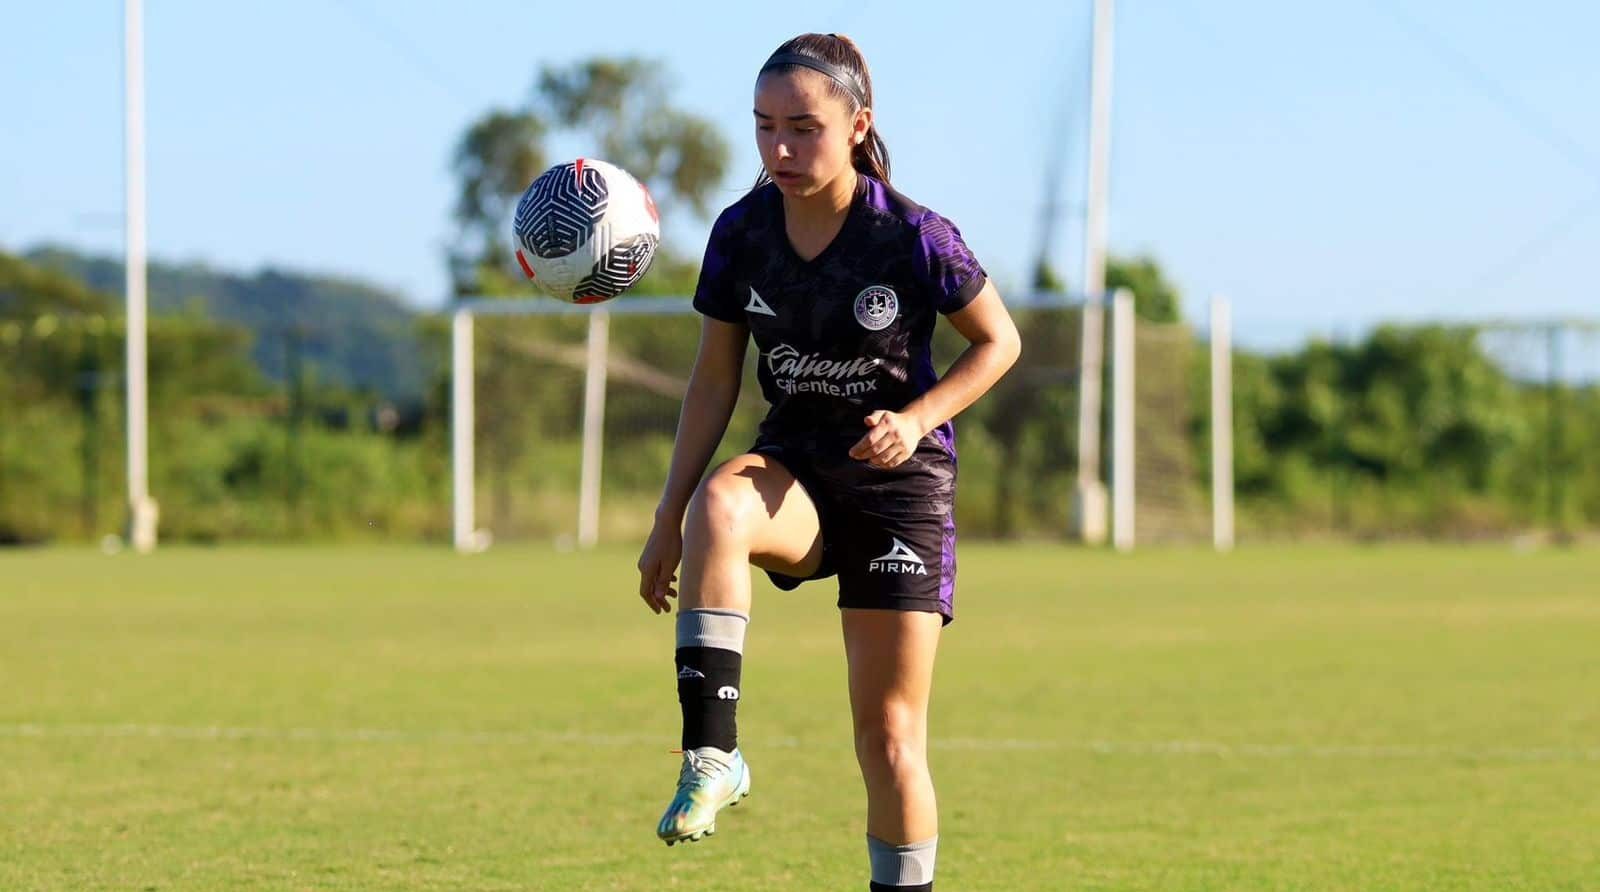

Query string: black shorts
[751,432,958,624]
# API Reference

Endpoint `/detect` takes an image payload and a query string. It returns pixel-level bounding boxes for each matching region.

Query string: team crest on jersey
[853,285,899,331]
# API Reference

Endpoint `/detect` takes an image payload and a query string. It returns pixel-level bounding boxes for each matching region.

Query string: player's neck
[783,168,858,230]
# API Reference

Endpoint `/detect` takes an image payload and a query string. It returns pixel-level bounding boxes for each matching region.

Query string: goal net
[450,293,1220,549]
[1476,320,1600,535]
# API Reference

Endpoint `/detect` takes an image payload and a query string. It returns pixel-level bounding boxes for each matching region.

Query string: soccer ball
[511,158,661,303]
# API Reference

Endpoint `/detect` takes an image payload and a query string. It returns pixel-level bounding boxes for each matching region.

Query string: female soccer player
[636,32,1020,892]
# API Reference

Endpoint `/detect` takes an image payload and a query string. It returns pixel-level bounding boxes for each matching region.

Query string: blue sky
[3,1,1597,348]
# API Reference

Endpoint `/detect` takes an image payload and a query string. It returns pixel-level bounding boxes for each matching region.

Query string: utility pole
[1072,0,1115,544]
[125,0,158,552]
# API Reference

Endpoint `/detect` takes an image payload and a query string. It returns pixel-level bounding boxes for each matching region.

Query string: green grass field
[2,545,1597,891]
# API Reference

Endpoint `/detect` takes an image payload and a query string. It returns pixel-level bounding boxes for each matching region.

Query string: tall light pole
[1072,0,1115,544]
[125,0,158,552]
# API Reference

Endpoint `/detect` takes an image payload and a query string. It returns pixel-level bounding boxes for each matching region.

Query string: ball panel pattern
[573,230,659,301]
[511,158,660,303]
[513,160,610,259]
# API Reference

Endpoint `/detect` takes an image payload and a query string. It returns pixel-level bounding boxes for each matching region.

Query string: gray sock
[867,834,937,887]
[675,608,748,653]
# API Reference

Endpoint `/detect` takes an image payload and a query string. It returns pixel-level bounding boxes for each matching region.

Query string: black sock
[869,883,932,891]
[676,645,741,751]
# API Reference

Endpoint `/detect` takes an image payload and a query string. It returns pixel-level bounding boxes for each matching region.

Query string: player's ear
[853,107,873,146]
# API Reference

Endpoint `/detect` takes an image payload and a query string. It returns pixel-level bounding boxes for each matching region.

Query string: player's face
[754,70,866,198]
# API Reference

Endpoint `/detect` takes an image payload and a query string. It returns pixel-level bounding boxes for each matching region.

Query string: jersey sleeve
[913,211,988,315]
[692,208,745,323]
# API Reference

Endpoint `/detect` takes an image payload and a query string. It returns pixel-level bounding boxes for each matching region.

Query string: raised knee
[686,471,759,544]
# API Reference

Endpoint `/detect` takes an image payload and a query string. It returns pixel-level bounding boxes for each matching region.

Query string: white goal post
[447,291,1234,553]
[1210,295,1235,552]
[450,295,691,553]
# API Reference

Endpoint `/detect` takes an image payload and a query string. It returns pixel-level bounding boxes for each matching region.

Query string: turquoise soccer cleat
[656,746,751,846]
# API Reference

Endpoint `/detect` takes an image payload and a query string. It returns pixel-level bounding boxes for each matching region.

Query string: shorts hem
[837,593,952,625]
[764,564,835,591]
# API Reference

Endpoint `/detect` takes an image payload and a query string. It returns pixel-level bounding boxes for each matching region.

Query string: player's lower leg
[845,609,943,890]
[856,726,938,890]
[656,457,821,846]
[657,472,761,845]
[657,602,750,843]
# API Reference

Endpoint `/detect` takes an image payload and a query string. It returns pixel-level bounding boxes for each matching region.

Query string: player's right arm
[637,316,749,613]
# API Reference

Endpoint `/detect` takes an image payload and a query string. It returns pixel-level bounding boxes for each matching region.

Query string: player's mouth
[772,170,804,185]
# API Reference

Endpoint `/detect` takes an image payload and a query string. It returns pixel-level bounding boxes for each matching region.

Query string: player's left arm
[849,280,1021,469]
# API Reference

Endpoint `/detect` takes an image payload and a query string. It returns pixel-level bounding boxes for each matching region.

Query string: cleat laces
[676,747,733,788]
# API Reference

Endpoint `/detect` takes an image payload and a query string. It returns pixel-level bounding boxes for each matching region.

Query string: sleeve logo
[745,286,777,317]
[853,285,899,331]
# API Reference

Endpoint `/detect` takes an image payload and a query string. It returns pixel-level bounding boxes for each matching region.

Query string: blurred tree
[1031,257,1068,294]
[1339,326,1524,485]
[1106,255,1181,323]
[1239,325,1538,533]
[0,251,110,318]
[450,57,730,296]
[450,111,550,295]
[537,59,728,220]
[1026,254,1180,322]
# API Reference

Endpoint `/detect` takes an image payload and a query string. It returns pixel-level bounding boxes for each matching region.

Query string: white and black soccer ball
[511,158,661,303]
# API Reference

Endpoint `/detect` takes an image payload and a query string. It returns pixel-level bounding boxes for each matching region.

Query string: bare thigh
[841,608,943,732]
[684,452,825,585]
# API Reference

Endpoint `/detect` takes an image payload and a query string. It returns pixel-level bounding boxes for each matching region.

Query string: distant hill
[23,245,429,401]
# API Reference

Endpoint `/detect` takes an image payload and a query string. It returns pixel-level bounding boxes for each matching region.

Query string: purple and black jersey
[693,174,987,458]
[691,174,986,623]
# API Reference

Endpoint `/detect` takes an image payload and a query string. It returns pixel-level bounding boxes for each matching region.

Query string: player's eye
[795,126,817,134]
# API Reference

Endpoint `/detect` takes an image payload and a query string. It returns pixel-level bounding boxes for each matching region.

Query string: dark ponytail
[752,32,891,190]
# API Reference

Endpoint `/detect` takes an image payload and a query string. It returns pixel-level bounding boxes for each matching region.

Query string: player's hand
[848,410,925,469]
[636,520,683,614]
